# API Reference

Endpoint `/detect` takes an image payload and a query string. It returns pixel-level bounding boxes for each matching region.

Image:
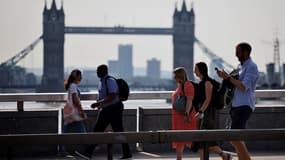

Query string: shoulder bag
[173,82,187,112]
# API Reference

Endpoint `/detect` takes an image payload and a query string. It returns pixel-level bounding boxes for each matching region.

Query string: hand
[91,102,100,109]
[184,112,191,123]
[194,112,200,119]
[79,111,87,119]
[216,69,229,79]
[195,111,204,119]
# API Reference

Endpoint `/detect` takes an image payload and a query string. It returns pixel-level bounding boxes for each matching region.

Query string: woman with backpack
[172,67,197,160]
[194,62,232,160]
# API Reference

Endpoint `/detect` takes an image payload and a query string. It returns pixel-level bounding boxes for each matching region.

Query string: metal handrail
[0,90,284,102]
[0,90,284,111]
[1,129,285,145]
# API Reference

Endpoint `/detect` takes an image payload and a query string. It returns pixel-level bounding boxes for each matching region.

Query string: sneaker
[119,154,132,159]
[57,151,74,158]
[74,150,92,160]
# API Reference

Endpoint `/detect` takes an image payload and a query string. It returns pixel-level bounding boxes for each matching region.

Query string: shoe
[225,153,233,160]
[74,150,92,160]
[119,154,132,159]
[57,151,74,158]
[220,151,233,160]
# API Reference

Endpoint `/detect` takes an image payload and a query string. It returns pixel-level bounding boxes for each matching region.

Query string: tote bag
[63,102,83,124]
[63,88,85,124]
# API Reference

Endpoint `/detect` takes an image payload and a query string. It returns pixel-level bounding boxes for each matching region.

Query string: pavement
[10,151,285,160]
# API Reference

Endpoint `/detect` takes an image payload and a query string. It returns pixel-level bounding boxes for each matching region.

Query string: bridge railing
[0,90,285,159]
[1,129,285,160]
[0,89,285,111]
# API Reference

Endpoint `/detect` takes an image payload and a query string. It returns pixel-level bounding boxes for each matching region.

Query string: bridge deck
[11,151,285,160]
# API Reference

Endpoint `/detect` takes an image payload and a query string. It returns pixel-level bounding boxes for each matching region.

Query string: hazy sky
[1,0,285,74]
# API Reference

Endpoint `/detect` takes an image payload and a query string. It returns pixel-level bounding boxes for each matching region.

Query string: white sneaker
[74,150,92,160]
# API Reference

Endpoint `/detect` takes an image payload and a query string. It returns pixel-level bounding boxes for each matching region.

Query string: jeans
[59,121,86,153]
[64,121,86,133]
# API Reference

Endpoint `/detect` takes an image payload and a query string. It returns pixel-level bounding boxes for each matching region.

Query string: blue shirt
[98,75,120,108]
[232,58,259,111]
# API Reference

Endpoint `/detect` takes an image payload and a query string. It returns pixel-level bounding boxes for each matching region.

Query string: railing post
[203,142,209,160]
[17,101,24,112]
[107,144,113,160]
[136,106,144,151]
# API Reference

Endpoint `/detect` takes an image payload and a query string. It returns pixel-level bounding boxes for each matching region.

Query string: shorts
[230,105,252,129]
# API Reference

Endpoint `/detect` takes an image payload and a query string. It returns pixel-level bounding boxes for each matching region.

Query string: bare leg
[198,149,204,160]
[176,146,184,160]
[209,146,231,160]
[231,141,251,160]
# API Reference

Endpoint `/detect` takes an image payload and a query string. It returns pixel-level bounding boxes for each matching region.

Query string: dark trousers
[86,102,131,156]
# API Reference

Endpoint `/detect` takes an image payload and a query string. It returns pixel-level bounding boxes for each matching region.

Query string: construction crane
[194,38,235,78]
[0,35,43,67]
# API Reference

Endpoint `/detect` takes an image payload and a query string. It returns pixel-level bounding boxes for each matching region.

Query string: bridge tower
[173,1,195,80]
[39,0,65,92]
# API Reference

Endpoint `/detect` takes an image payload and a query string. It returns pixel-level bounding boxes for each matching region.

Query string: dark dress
[192,77,218,151]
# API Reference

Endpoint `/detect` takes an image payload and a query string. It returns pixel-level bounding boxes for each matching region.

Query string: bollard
[17,101,24,112]
[107,144,113,160]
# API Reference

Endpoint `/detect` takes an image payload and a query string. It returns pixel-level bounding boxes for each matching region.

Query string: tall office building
[282,63,285,87]
[118,44,133,79]
[108,60,119,77]
[147,58,161,79]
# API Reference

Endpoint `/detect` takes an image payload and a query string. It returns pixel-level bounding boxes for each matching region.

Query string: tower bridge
[0,0,233,92]
[65,26,173,35]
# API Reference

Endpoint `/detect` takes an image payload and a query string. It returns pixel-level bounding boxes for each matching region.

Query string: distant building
[108,60,119,77]
[118,44,133,79]
[80,69,98,86]
[266,63,280,88]
[282,63,285,86]
[147,58,161,79]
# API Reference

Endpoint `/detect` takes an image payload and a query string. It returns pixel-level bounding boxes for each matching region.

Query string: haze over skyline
[1,0,285,75]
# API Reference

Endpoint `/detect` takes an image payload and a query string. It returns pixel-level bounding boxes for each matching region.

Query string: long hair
[173,67,188,83]
[196,62,209,79]
[64,69,82,91]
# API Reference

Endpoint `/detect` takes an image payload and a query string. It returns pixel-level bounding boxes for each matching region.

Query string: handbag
[63,102,84,124]
[173,94,187,112]
[173,82,186,112]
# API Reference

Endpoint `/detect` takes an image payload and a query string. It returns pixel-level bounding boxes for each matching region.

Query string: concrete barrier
[0,107,285,157]
[0,111,58,157]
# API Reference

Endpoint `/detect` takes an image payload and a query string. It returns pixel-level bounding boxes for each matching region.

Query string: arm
[199,81,213,112]
[91,77,118,108]
[96,93,116,105]
[217,69,246,91]
[71,93,84,112]
[185,95,193,114]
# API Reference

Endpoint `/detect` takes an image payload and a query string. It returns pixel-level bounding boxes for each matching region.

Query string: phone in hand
[215,67,220,72]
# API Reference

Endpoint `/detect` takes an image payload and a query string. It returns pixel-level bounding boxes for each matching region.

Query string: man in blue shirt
[75,64,132,160]
[217,42,258,160]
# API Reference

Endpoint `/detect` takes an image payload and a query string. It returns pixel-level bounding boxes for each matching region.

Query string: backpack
[210,79,225,110]
[210,69,239,110]
[105,76,130,101]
